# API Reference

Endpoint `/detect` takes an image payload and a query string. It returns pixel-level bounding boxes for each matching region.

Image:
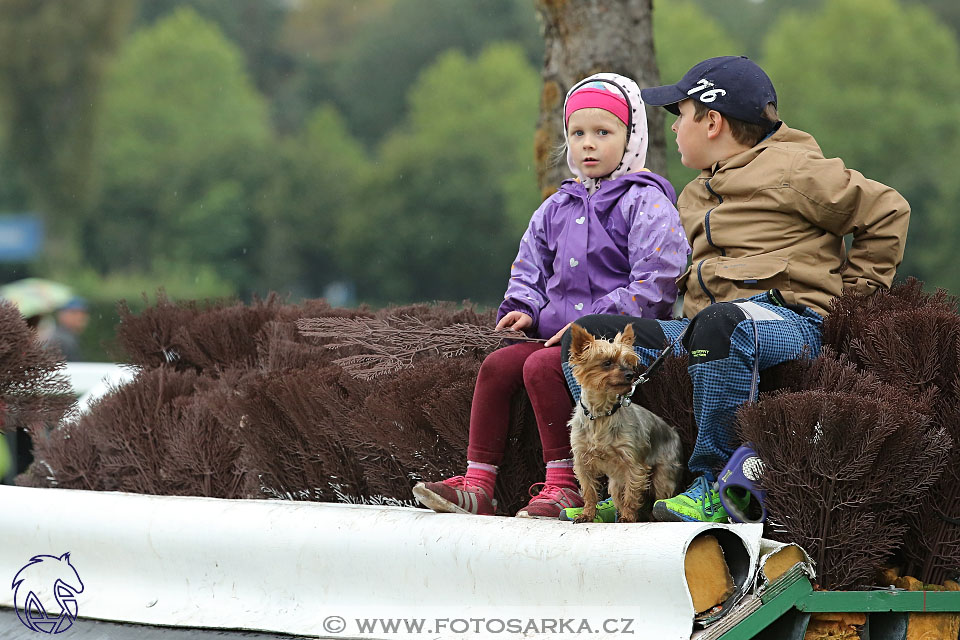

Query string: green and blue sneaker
[559,497,619,523]
[652,475,748,523]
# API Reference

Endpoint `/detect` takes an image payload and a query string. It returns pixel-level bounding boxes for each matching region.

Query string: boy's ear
[617,323,635,348]
[568,323,594,364]
[706,109,725,140]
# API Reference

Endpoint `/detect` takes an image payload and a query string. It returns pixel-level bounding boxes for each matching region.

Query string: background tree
[1,0,959,361]
[0,0,134,267]
[338,45,541,304]
[903,0,960,37]
[253,105,370,299]
[135,1,290,100]
[272,0,395,135]
[685,0,822,60]
[92,7,271,288]
[533,0,664,196]
[322,0,542,148]
[0,126,29,213]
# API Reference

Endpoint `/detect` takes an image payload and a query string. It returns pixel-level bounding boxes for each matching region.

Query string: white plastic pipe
[0,486,762,639]
[62,362,132,397]
[62,362,136,415]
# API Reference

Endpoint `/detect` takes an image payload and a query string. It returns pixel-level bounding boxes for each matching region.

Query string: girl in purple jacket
[413,73,689,518]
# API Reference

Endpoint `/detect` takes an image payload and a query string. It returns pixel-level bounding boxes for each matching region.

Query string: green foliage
[339,44,541,304]
[135,0,292,112]
[762,0,960,291]
[3,0,960,318]
[653,0,740,190]
[686,0,823,59]
[0,128,29,212]
[278,0,395,66]
[324,0,542,146]
[904,0,960,38]
[0,0,134,264]
[254,105,371,297]
[92,7,271,285]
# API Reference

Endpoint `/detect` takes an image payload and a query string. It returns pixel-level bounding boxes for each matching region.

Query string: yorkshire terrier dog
[567,323,683,523]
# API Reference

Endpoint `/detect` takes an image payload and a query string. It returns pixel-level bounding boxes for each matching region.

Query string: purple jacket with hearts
[497,171,690,339]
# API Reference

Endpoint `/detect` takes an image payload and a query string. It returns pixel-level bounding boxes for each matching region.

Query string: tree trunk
[532,0,665,198]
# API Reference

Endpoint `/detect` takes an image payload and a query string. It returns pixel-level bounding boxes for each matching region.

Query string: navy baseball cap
[641,56,777,125]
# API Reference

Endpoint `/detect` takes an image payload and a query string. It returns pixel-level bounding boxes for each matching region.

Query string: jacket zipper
[696,179,726,305]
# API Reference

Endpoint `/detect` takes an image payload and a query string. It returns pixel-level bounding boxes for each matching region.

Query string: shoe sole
[412,483,492,515]
[652,503,683,522]
[514,511,559,519]
[652,503,725,523]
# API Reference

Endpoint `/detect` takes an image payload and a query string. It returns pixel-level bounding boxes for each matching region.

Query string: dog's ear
[617,323,635,348]
[568,323,594,364]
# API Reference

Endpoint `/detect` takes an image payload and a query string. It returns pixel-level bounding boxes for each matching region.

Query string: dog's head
[568,323,641,395]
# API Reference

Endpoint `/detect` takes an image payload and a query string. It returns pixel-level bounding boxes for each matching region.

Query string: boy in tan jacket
[560,56,909,523]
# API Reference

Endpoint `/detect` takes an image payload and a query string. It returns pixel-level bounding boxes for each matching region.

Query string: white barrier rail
[62,362,135,415]
[0,486,762,639]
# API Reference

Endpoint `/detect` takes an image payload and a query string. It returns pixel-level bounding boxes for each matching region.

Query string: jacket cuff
[842,277,881,297]
[497,299,539,326]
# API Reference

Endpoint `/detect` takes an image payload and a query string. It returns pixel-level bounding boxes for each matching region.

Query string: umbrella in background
[0,278,74,318]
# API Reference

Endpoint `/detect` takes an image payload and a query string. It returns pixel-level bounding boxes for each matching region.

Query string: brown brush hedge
[19,295,544,514]
[0,300,73,480]
[18,279,960,588]
[738,280,960,588]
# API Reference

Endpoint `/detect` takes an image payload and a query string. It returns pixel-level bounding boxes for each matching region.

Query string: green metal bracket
[711,565,812,640]
[799,589,960,613]
[711,564,960,640]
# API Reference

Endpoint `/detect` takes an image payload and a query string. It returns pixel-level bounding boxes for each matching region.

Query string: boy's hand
[544,322,573,347]
[495,311,533,333]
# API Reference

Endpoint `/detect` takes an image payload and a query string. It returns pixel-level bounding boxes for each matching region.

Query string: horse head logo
[12,553,84,634]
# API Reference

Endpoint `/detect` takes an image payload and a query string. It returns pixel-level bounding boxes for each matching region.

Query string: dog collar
[579,399,624,421]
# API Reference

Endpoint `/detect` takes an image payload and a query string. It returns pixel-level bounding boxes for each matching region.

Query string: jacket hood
[563,73,649,192]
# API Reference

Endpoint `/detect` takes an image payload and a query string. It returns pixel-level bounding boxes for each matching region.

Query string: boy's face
[671,99,713,170]
[566,108,627,180]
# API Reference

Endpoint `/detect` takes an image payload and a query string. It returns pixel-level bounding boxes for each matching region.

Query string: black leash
[620,324,690,408]
[619,289,790,408]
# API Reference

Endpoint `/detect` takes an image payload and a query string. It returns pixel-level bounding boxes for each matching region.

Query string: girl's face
[566,108,627,180]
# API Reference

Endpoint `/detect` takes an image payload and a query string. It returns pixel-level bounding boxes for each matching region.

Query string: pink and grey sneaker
[515,483,584,519]
[412,476,497,515]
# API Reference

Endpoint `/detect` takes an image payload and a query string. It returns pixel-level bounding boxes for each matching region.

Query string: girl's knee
[478,343,530,379]
[522,346,562,380]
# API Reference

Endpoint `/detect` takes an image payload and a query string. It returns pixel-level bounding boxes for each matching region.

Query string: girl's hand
[544,322,573,347]
[496,311,533,333]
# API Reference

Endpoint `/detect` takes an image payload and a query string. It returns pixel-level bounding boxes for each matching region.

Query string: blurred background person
[46,296,90,362]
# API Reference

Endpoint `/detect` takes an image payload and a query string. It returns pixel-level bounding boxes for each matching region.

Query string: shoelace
[442,475,468,488]
[686,475,720,518]
[527,482,574,501]
[442,475,490,497]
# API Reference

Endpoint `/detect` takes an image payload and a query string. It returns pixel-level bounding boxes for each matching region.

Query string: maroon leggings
[466,342,573,465]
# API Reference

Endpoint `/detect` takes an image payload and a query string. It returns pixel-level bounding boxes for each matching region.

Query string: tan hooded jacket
[676,123,910,317]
